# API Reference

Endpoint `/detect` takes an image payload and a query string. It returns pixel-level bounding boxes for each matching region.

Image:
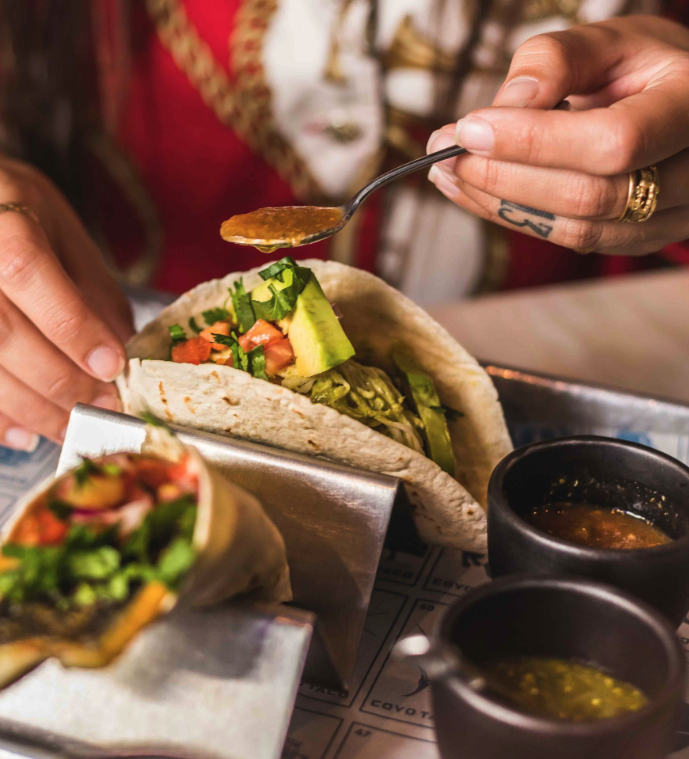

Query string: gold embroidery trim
[145,0,322,201]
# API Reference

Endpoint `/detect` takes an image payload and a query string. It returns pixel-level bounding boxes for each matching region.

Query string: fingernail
[5,427,39,452]
[91,392,122,413]
[431,169,461,199]
[86,346,124,382]
[429,162,457,183]
[428,130,459,171]
[455,117,494,155]
[426,130,442,154]
[496,76,539,107]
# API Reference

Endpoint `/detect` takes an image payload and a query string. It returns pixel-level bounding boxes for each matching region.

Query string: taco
[118,259,512,551]
[0,425,290,688]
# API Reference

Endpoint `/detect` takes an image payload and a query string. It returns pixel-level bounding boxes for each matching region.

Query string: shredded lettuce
[283,360,425,453]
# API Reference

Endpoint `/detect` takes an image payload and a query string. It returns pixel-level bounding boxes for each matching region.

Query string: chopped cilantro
[74,458,100,488]
[140,411,171,429]
[0,495,197,607]
[156,537,196,588]
[230,279,256,333]
[212,333,246,371]
[48,499,73,521]
[212,333,270,381]
[252,261,311,322]
[247,344,267,380]
[188,316,201,334]
[169,324,187,346]
[258,256,299,282]
[202,307,230,326]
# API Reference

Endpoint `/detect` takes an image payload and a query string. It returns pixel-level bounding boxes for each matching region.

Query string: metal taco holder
[0,402,405,759]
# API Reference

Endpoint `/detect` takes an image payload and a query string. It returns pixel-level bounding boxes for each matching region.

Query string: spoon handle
[347,145,468,216]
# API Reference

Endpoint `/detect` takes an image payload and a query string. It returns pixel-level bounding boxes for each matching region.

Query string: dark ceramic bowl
[429,575,685,759]
[488,436,689,627]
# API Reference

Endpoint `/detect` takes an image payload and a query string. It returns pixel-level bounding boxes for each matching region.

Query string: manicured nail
[86,346,124,382]
[497,76,539,107]
[430,168,461,199]
[91,392,122,413]
[455,117,494,154]
[426,130,442,154]
[5,427,39,452]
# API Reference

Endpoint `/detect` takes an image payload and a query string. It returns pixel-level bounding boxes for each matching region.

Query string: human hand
[0,157,133,450]
[427,15,689,256]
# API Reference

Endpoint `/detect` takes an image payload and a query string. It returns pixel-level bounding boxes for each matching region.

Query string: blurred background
[1,0,687,399]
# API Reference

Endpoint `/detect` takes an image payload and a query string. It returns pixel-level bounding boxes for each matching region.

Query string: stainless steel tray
[486,363,689,434]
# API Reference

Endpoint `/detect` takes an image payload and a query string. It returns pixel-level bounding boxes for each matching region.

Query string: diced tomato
[15,507,69,546]
[136,459,173,489]
[264,338,295,376]
[200,321,231,349]
[223,354,234,368]
[238,319,284,352]
[172,337,212,365]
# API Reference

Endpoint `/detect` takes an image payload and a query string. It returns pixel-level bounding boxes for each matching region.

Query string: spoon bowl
[220,145,468,251]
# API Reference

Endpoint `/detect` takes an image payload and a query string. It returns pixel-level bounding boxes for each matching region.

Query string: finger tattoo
[498,200,555,239]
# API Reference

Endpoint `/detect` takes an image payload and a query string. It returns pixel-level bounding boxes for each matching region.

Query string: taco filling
[0,453,198,646]
[166,257,458,476]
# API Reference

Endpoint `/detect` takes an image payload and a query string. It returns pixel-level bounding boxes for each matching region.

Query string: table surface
[429,269,689,404]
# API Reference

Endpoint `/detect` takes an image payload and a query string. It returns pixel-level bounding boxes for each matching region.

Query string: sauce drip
[527,502,671,549]
[220,206,343,252]
[484,656,648,721]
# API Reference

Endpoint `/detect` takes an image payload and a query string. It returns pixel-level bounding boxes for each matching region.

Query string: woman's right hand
[0,157,134,450]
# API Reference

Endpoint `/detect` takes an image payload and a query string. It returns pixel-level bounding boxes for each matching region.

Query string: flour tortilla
[0,426,291,688]
[118,260,512,551]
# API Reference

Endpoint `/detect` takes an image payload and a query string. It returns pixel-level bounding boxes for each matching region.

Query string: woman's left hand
[427,15,689,256]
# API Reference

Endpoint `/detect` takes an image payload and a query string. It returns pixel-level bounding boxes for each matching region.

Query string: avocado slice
[251,269,355,376]
[393,352,455,477]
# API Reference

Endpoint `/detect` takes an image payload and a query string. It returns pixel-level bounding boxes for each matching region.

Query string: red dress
[99,1,689,296]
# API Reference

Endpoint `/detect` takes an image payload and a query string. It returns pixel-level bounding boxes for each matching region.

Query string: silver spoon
[220,101,570,252]
[220,145,467,252]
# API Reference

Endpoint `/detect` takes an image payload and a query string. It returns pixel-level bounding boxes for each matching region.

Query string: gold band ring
[617,166,660,223]
[0,203,39,223]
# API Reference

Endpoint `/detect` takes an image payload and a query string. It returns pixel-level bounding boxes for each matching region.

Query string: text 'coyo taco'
[0,425,290,688]
[118,259,513,551]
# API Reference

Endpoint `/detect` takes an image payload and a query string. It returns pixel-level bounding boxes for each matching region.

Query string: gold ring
[573,247,595,254]
[0,202,39,223]
[617,166,660,223]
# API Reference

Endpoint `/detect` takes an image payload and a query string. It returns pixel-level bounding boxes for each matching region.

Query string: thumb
[492,23,631,109]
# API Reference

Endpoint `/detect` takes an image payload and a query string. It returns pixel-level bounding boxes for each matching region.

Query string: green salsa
[483,656,648,721]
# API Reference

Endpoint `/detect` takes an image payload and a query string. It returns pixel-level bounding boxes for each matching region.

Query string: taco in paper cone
[118,259,512,551]
[0,425,290,688]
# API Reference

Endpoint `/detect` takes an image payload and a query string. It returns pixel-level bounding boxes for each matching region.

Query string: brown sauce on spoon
[220,206,343,253]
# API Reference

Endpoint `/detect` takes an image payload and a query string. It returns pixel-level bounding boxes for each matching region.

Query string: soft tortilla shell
[118,260,513,551]
[0,427,290,688]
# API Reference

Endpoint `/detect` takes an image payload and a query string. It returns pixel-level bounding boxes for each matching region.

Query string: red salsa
[527,502,672,550]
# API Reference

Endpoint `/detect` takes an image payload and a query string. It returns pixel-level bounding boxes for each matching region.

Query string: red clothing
[100,2,688,295]
[100,1,331,294]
